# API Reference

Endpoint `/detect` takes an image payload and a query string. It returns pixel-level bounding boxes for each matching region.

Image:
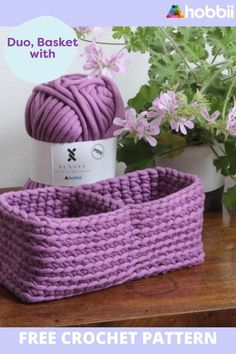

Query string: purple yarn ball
[24,74,125,189]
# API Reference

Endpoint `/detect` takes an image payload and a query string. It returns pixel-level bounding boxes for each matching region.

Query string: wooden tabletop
[0,187,236,327]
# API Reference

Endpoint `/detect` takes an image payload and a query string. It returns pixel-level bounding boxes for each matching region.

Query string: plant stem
[214,60,228,66]
[157,141,225,159]
[148,47,159,56]
[211,48,222,65]
[215,143,225,154]
[156,141,200,157]
[223,73,236,81]
[80,37,125,46]
[159,27,198,82]
[209,144,220,157]
[158,28,168,55]
[222,74,236,120]
[200,60,231,94]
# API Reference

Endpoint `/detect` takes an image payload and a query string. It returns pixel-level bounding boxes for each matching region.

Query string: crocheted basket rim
[0,188,125,226]
[0,167,202,229]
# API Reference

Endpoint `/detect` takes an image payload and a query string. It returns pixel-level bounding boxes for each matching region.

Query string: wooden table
[0,187,236,327]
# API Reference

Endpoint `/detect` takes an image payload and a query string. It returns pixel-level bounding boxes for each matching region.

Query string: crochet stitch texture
[0,167,205,303]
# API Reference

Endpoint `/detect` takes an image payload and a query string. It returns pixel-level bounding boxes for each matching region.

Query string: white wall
[0,27,149,187]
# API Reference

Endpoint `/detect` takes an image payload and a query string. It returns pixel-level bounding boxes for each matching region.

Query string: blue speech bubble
[4,16,79,83]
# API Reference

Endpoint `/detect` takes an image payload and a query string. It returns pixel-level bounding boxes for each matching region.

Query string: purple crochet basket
[0,167,205,303]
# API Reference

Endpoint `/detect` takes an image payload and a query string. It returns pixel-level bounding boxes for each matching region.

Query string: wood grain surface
[0,187,236,327]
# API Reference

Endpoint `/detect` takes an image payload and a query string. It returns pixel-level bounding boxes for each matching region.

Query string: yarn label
[30,137,117,186]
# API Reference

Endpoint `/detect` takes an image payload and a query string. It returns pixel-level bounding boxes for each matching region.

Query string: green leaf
[117,137,155,173]
[155,133,187,157]
[168,27,208,63]
[127,81,161,112]
[148,54,185,85]
[214,140,236,176]
[126,27,156,53]
[223,185,236,211]
[225,141,236,175]
[112,26,131,39]
[206,27,236,59]
[214,156,230,176]
[184,43,208,63]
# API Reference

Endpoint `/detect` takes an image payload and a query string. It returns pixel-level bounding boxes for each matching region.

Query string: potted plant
[111,26,236,211]
[76,26,236,211]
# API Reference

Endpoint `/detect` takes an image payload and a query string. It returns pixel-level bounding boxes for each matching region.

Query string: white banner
[30,137,117,186]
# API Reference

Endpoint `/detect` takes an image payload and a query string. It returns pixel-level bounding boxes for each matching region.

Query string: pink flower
[75,26,103,37]
[146,108,165,120]
[136,118,160,146]
[227,119,236,136]
[201,108,220,123]
[113,108,137,136]
[102,50,129,77]
[149,91,180,117]
[114,108,160,146]
[228,101,236,121]
[170,117,194,135]
[192,101,199,109]
[82,42,104,76]
[82,43,129,78]
[226,101,236,136]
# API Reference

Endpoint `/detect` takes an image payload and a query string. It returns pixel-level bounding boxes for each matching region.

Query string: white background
[0,27,149,187]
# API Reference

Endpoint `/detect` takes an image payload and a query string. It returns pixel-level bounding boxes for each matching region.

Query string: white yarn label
[30,137,117,186]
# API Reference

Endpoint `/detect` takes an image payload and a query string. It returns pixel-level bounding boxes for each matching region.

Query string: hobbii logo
[166,4,235,19]
[185,4,234,19]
